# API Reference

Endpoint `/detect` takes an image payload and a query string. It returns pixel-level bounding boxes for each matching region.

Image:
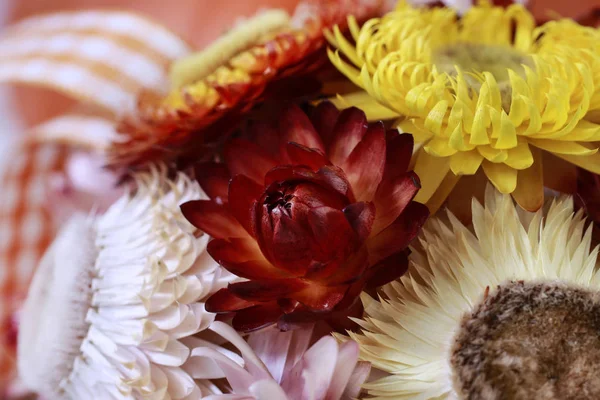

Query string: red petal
[310,101,340,148]
[228,279,308,302]
[367,201,429,265]
[270,211,315,274]
[342,123,386,202]
[224,138,277,184]
[292,283,347,311]
[180,200,247,239]
[289,182,348,211]
[228,174,263,235]
[365,251,410,289]
[254,200,277,268]
[307,206,358,263]
[277,298,302,314]
[316,165,355,201]
[343,202,376,243]
[264,165,314,186]
[263,76,323,104]
[205,288,259,313]
[324,247,369,285]
[208,238,290,280]
[245,120,282,159]
[372,171,421,236]
[232,302,282,332]
[328,107,368,166]
[278,307,320,331]
[332,280,365,314]
[384,131,414,180]
[286,142,330,171]
[264,165,353,201]
[193,162,230,203]
[326,291,365,333]
[279,105,325,152]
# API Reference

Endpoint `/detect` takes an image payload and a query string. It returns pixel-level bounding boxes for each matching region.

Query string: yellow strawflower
[327,1,600,212]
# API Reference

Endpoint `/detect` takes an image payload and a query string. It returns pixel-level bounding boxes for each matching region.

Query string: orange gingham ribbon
[0,11,191,387]
[0,142,68,384]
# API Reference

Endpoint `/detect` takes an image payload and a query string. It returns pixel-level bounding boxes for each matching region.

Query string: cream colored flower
[18,168,233,399]
[345,187,600,399]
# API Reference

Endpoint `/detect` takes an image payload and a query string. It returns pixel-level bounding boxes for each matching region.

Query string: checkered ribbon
[0,11,191,389]
[0,141,67,386]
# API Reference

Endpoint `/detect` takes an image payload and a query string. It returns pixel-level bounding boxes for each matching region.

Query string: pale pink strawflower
[47,152,124,222]
[184,321,371,400]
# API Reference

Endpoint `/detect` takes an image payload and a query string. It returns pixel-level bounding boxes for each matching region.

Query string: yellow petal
[395,119,435,143]
[424,138,457,157]
[449,150,483,175]
[426,172,461,216]
[532,120,600,142]
[413,149,451,204]
[327,49,363,88]
[522,95,542,135]
[529,139,598,156]
[423,100,449,135]
[493,111,518,149]
[347,15,361,42]
[478,145,508,163]
[507,69,531,120]
[327,92,400,121]
[360,64,380,105]
[331,24,361,67]
[511,147,543,211]
[482,160,518,193]
[555,152,600,175]
[504,142,534,170]
[470,107,491,145]
[449,122,470,151]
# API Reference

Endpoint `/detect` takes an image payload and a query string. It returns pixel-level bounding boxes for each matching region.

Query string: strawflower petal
[18,168,235,399]
[328,1,600,209]
[202,321,369,400]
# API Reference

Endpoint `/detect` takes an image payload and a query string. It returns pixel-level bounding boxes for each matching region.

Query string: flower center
[451,281,600,400]
[265,183,296,215]
[168,9,291,89]
[433,43,530,82]
[433,43,532,110]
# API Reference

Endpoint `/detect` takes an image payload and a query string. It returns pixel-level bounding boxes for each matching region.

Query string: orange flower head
[109,0,387,169]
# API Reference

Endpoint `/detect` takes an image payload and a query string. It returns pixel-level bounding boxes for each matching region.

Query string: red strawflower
[181,103,428,332]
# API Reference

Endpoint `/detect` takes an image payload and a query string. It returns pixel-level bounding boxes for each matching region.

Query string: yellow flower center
[451,281,600,399]
[169,9,291,89]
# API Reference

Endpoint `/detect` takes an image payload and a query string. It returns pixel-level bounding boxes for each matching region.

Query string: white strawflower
[18,168,233,399]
